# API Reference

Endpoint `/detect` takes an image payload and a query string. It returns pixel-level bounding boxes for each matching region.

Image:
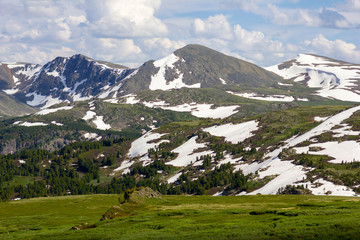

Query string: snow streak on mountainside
[266,54,360,102]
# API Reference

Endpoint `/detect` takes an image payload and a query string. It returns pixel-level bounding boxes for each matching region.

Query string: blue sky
[0,0,359,67]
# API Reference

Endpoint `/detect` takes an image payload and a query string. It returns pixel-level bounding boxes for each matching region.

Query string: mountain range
[1,44,360,197]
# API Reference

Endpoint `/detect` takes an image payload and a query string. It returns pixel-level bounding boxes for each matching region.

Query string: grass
[1,194,360,239]
[7,176,43,187]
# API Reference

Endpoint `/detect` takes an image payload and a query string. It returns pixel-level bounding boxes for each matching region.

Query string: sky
[0,0,359,68]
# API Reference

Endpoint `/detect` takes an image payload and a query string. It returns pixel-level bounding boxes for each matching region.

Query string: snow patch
[239,105,360,195]
[123,94,140,104]
[294,141,360,163]
[82,111,96,120]
[203,120,258,144]
[114,160,133,174]
[219,78,227,84]
[36,106,73,115]
[128,131,168,158]
[167,172,182,184]
[228,91,295,102]
[162,103,239,119]
[26,92,63,109]
[277,82,293,86]
[314,116,329,122]
[16,121,48,127]
[83,132,102,140]
[266,54,360,102]
[166,136,213,167]
[150,53,200,91]
[51,121,63,126]
[92,116,111,130]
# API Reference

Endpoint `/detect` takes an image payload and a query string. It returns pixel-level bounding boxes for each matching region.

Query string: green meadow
[1,194,360,239]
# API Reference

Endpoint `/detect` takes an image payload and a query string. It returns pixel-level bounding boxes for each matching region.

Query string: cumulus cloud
[222,0,359,29]
[193,15,233,40]
[0,0,171,65]
[190,14,285,65]
[143,38,186,59]
[86,0,167,38]
[0,0,359,68]
[303,34,360,63]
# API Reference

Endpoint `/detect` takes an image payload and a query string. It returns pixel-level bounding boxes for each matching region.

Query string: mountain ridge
[1,44,360,198]
[1,44,291,110]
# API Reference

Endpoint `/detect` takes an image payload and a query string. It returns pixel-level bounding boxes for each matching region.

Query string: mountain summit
[121,44,283,93]
[1,44,285,109]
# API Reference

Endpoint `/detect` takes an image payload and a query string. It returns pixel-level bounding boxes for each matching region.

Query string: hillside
[0,44,360,198]
[266,54,360,102]
[0,91,36,117]
[1,44,334,112]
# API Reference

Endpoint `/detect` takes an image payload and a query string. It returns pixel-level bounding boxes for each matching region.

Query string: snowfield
[227,91,295,102]
[92,116,111,130]
[167,172,182,184]
[150,53,201,91]
[239,104,360,196]
[83,132,101,141]
[36,106,73,115]
[82,111,96,120]
[113,160,133,174]
[128,131,169,158]
[14,121,48,127]
[294,141,360,163]
[266,54,360,102]
[162,103,239,119]
[25,92,63,109]
[166,136,213,167]
[203,120,259,144]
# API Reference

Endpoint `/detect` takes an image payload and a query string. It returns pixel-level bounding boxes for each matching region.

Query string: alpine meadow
[1,0,360,239]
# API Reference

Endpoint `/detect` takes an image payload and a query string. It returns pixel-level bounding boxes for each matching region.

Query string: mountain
[120,44,284,92]
[0,61,41,91]
[1,45,360,199]
[2,44,304,110]
[266,54,360,102]
[1,55,134,109]
[0,91,36,117]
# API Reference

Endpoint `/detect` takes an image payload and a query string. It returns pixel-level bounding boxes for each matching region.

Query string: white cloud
[233,25,265,50]
[304,34,360,63]
[193,15,233,40]
[86,0,167,38]
[143,38,186,59]
[0,0,359,69]
[189,14,286,65]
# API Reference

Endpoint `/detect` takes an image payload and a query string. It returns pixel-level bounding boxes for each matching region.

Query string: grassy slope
[1,194,360,239]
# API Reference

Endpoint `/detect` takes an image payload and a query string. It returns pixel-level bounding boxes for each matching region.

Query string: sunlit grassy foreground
[1,193,360,239]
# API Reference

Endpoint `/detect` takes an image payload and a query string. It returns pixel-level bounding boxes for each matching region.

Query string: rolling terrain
[1,192,360,239]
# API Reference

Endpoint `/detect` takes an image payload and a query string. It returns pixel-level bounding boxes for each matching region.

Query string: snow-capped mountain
[2,45,360,197]
[1,44,286,109]
[0,62,41,93]
[266,54,360,102]
[2,54,134,108]
[120,44,283,92]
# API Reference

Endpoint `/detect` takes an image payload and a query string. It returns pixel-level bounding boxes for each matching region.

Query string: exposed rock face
[13,55,135,108]
[1,138,17,155]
